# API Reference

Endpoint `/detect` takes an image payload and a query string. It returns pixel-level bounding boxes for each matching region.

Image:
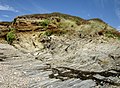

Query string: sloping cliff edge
[0,12,120,87]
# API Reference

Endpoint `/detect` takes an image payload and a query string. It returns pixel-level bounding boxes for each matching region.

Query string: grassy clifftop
[0,12,120,44]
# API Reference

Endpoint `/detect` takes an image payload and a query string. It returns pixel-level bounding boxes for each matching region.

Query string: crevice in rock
[0,58,4,61]
[49,67,120,86]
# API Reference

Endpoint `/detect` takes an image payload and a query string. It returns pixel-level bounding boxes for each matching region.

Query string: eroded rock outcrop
[0,12,120,88]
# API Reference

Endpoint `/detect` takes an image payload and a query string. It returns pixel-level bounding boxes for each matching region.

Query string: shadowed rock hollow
[0,12,120,88]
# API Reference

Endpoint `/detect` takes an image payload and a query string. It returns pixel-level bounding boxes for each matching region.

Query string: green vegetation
[105,31,120,39]
[25,12,88,25]
[91,23,104,29]
[88,18,106,24]
[50,12,88,25]
[39,19,50,28]
[39,29,67,37]
[9,28,16,31]
[6,28,16,44]
[44,30,53,36]
[58,20,76,29]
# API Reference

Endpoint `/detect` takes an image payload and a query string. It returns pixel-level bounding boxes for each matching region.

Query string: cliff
[0,12,120,88]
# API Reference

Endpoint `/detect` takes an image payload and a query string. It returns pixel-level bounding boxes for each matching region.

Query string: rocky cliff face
[0,12,120,88]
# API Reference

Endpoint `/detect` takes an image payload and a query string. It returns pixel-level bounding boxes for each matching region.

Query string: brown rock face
[10,12,88,31]
[0,22,11,37]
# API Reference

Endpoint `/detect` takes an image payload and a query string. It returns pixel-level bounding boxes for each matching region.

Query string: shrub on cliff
[6,28,16,44]
[105,31,120,39]
[40,19,50,28]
